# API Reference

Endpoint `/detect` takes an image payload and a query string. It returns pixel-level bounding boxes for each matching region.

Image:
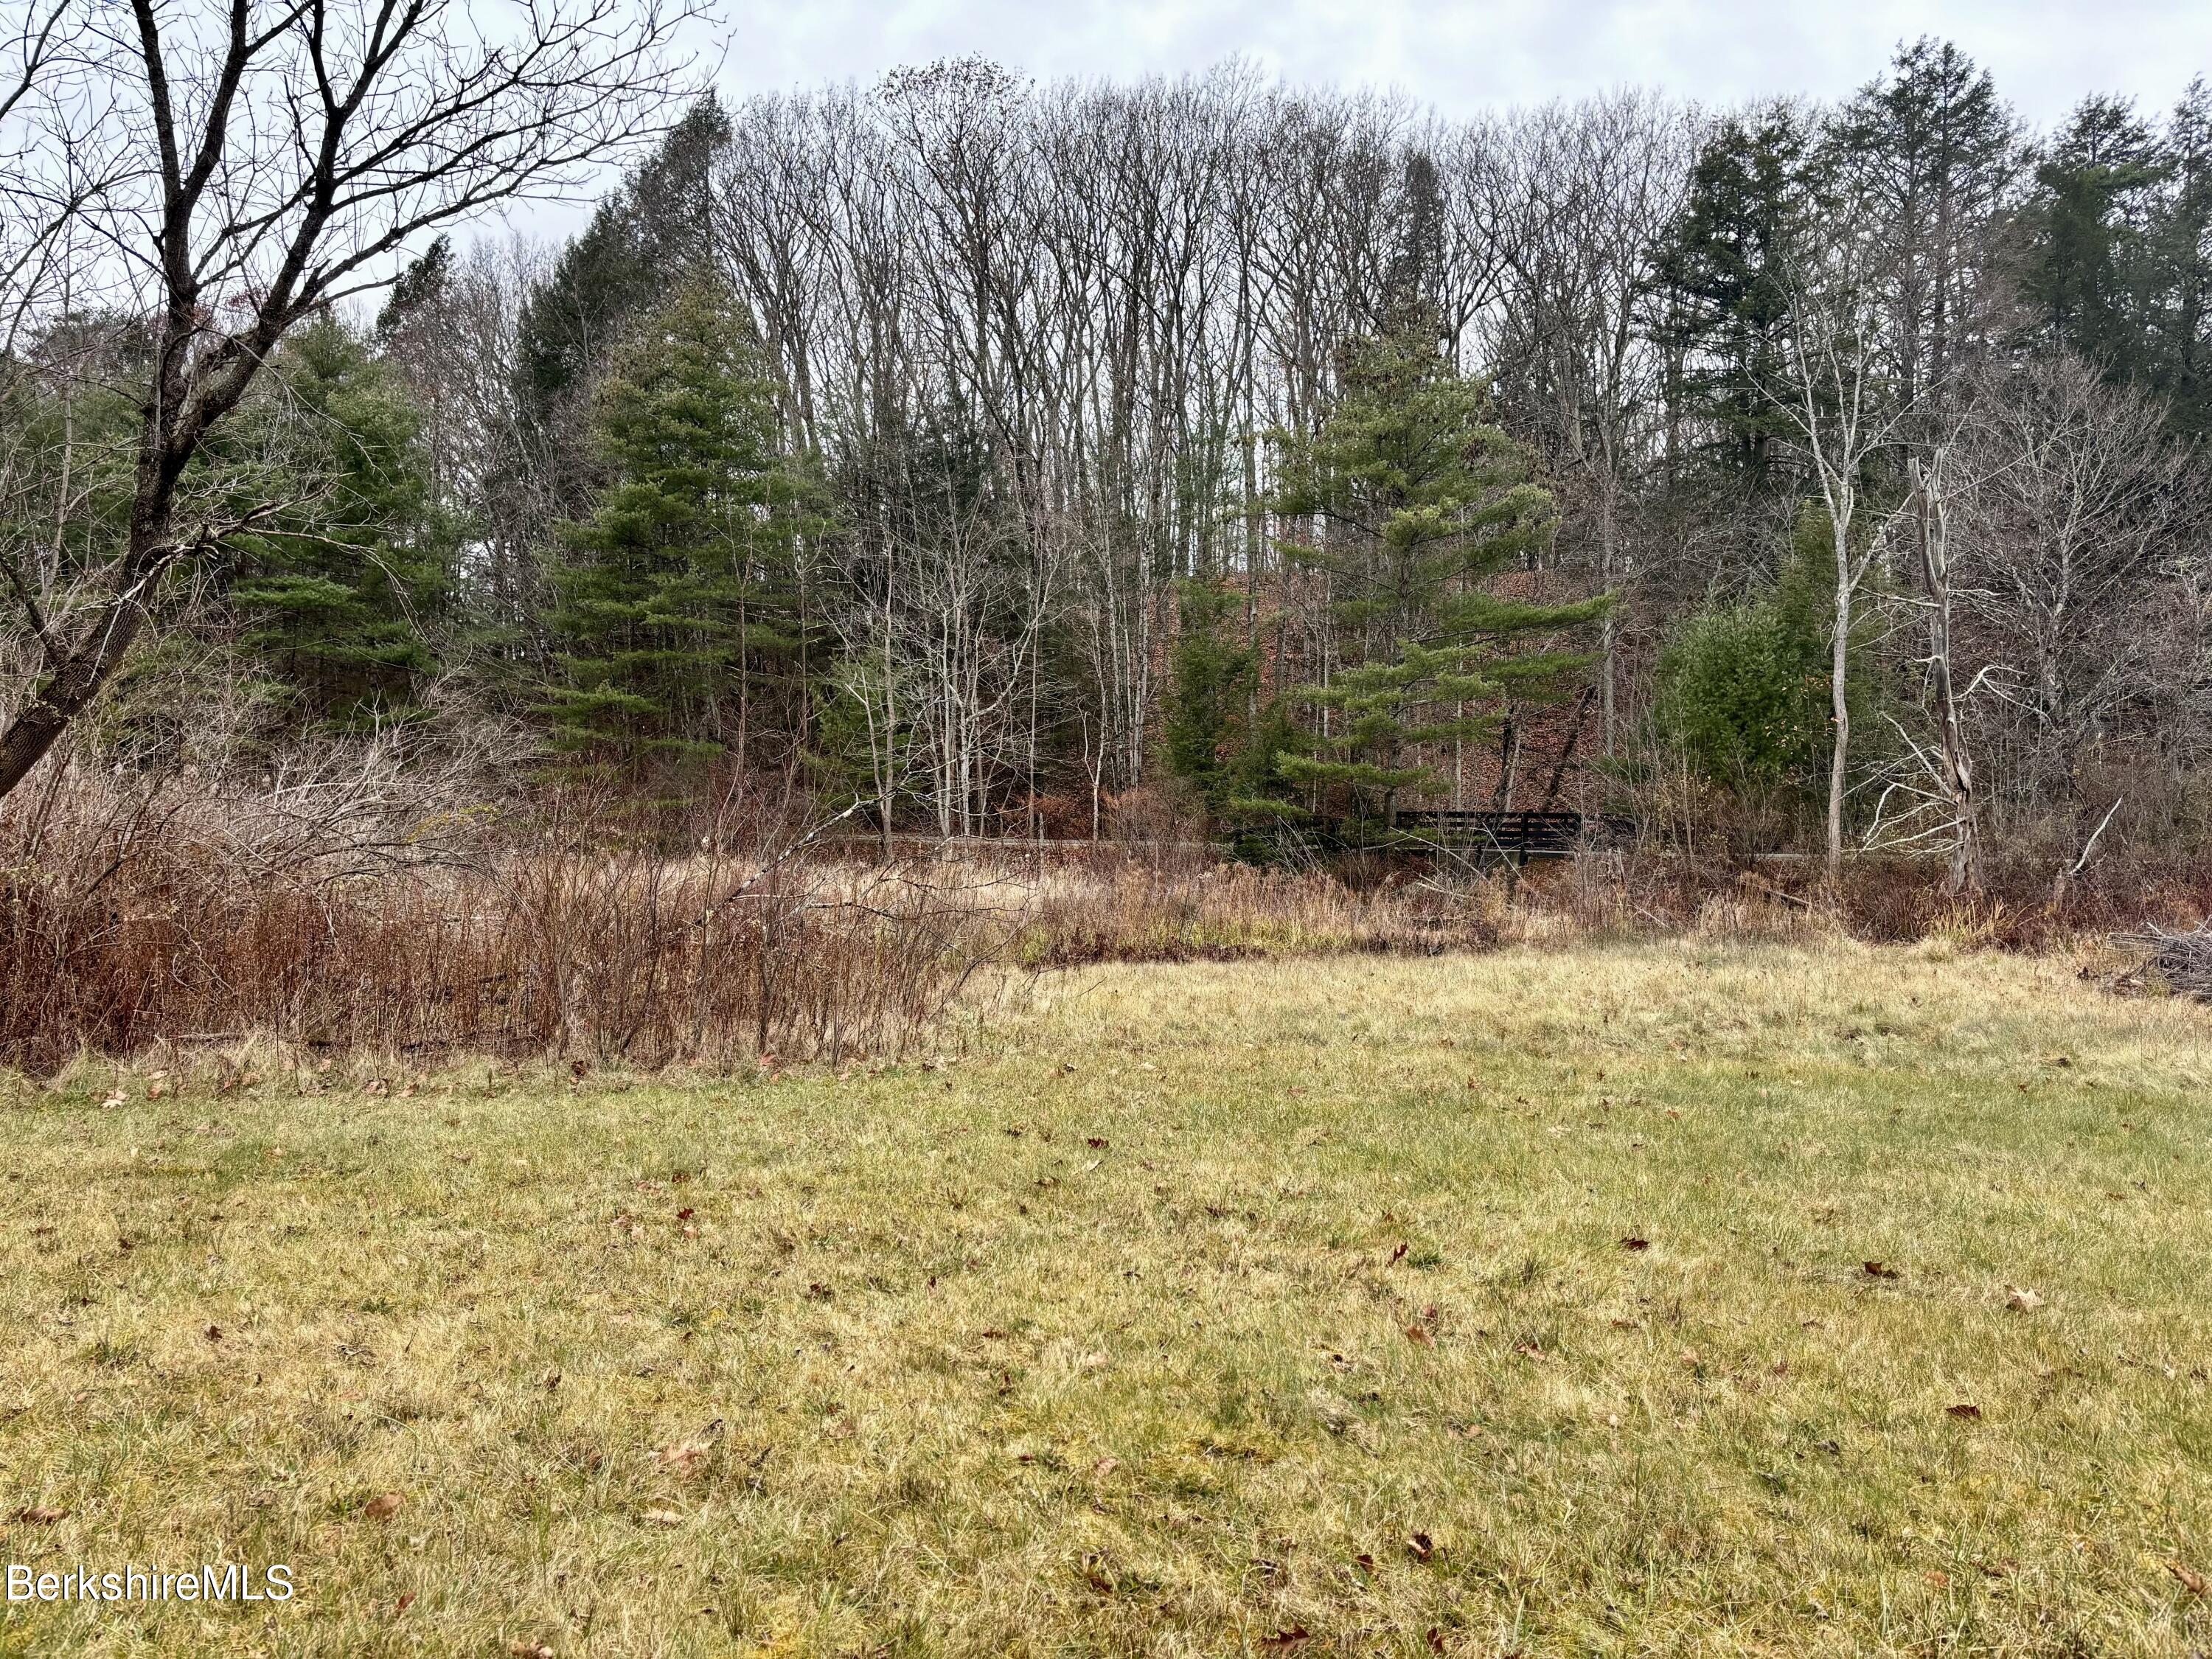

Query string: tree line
[4,24,2210,884]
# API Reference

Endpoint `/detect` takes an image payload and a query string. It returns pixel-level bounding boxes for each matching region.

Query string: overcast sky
[484,0,2208,246]
[709,0,2205,126]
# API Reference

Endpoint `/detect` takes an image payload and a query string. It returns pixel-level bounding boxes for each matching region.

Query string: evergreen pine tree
[220,319,451,734]
[1648,108,1811,490]
[1268,327,1606,827]
[1162,577,1259,813]
[515,97,730,445]
[2023,95,2166,380]
[1826,39,2018,408]
[542,282,816,784]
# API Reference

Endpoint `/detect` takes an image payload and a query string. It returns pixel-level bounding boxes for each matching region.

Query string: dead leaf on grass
[361,1493,402,1520]
[1405,1531,1435,1562]
[1863,1261,1900,1279]
[654,1440,711,1478]
[1619,1236,1649,1251]
[1946,1402,1982,1420]
[2006,1285,2045,1312]
[2168,1559,2209,1596]
[640,1509,684,1527]
[15,1506,68,1524]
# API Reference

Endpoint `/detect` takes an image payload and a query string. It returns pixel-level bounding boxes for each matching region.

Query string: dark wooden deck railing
[1276,809,1633,861]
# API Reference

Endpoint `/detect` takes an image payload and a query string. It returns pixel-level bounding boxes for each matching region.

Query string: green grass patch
[1,941,2208,1655]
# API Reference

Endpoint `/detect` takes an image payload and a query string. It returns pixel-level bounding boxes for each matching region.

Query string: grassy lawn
[1,940,2208,1656]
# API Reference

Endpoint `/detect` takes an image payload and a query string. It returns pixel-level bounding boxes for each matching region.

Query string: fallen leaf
[1354,1552,1375,1572]
[361,1492,403,1520]
[676,1206,694,1222]
[1091,1456,1119,1479]
[640,1508,684,1526]
[204,1324,221,1341]
[1405,1531,1435,1562]
[1388,1242,1408,1266]
[1426,1630,1447,1655]
[1924,1569,1951,1588]
[15,1506,68,1524]
[1946,1402,1982,1420]
[2169,1559,2209,1596]
[1619,1236,1649,1251]
[1259,1627,1312,1649]
[1863,1261,1900,1279]
[655,1440,711,1478]
[1086,1137,1108,1149]
[2006,1285,2045,1312]
[508,1643,554,1658]
[99,1092,126,1110]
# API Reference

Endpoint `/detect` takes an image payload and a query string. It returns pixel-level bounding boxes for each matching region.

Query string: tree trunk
[1911,454,1978,894]
[1826,538,1852,885]
[0,484,177,799]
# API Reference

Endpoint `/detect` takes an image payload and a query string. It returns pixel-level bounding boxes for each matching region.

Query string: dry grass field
[1,940,2208,1656]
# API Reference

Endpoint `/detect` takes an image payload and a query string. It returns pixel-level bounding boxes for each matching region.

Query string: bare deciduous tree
[0,0,705,799]
[1951,354,2202,822]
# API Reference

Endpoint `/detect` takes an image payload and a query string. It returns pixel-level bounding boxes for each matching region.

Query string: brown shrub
[11,761,2208,1074]
[0,773,992,1074]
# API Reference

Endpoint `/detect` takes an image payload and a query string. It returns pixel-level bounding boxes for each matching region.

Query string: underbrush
[0,771,990,1074]
[6,765,2208,1072]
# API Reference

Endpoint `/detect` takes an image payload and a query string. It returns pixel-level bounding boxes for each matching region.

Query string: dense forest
[6,37,2211,886]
